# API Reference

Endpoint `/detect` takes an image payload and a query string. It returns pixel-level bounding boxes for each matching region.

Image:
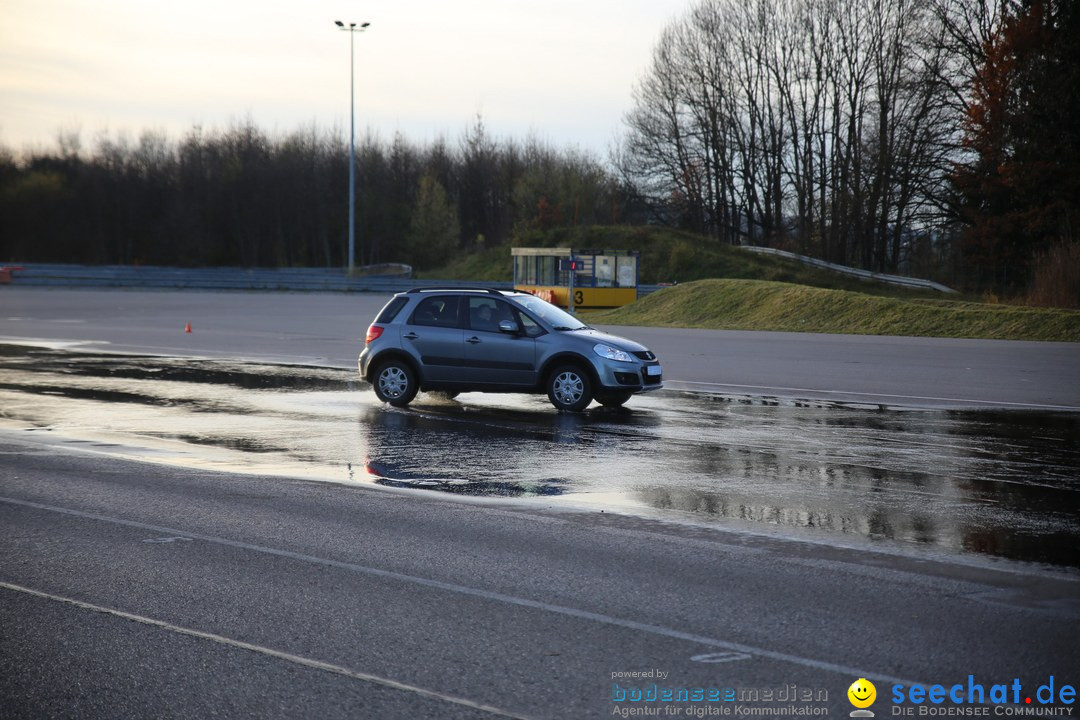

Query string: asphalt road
[1,286,1078,718]
[2,437,1078,719]
[2,286,1079,409]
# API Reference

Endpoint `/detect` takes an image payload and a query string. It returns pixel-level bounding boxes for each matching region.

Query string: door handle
[466,336,482,344]
[403,332,419,340]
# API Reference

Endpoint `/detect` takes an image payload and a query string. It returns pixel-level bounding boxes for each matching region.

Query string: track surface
[2,440,1078,719]
[3,286,1079,408]
[1,287,1078,718]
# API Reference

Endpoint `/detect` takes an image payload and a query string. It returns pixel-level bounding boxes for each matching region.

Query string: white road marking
[2,495,928,688]
[691,652,753,664]
[0,580,530,720]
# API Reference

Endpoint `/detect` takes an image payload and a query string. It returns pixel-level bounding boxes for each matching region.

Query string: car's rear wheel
[547,365,593,412]
[373,359,418,407]
[597,392,632,408]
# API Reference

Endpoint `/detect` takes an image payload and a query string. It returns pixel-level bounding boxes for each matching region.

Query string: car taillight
[365,325,384,345]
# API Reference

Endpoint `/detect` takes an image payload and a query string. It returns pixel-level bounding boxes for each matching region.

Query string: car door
[462,297,537,387]
[402,295,463,382]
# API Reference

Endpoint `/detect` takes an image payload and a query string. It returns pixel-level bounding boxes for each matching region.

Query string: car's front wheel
[373,359,418,407]
[547,365,593,412]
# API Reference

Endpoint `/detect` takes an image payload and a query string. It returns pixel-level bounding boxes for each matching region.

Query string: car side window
[410,296,460,328]
[468,297,505,333]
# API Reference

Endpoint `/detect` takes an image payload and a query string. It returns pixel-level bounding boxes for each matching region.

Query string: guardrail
[0,264,518,294]
[6,258,941,298]
[0,264,671,299]
[739,246,957,293]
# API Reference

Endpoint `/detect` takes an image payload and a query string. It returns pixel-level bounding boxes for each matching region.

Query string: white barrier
[740,246,957,293]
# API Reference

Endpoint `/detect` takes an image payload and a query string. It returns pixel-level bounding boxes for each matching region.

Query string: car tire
[373,359,418,407]
[547,365,593,412]
[597,392,632,408]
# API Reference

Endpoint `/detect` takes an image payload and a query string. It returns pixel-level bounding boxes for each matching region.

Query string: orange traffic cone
[185,322,192,333]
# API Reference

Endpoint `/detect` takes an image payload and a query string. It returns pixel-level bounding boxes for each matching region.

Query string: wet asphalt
[3,426,1079,719]
[0,346,1076,568]
[1,288,1078,718]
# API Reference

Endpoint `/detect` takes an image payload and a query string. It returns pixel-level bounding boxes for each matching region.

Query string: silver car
[358,287,663,411]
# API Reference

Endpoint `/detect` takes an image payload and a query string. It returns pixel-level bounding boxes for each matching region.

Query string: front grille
[632,351,655,361]
[642,367,662,385]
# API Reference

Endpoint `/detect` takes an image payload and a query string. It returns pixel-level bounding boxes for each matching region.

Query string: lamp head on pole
[334,20,371,32]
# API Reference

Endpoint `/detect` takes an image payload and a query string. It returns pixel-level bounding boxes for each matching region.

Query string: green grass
[422,225,1079,341]
[417,243,512,282]
[589,279,1080,342]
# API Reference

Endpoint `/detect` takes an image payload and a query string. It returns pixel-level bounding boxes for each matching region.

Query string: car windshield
[508,295,588,331]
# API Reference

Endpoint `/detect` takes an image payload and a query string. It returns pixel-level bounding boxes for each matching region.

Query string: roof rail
[405,286,506,295]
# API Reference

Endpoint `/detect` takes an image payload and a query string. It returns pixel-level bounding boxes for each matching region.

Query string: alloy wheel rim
[554,372,583,405]
[379,367,408,398]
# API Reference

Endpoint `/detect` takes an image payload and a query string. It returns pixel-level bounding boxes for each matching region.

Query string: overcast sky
[1,0,690,157]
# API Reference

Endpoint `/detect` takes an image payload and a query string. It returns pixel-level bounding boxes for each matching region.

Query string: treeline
[0,117,626,270]
[2,0,1076,302]
[618,0,1078,294]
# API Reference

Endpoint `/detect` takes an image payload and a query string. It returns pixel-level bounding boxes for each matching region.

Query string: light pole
[334,20,370,273]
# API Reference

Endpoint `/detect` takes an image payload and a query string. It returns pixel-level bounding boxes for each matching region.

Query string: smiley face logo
[848,678,877,709]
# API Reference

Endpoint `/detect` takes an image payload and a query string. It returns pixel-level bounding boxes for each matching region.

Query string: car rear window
[374,296,409,324]
[409,295,461,328]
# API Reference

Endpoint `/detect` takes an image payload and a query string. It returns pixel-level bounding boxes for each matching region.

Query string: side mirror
[498,320,520,334]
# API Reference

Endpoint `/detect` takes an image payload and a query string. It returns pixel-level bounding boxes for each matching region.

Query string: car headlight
[593,343,634,363]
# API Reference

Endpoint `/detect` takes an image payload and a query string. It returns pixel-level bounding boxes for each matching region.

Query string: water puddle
[1,346,1077,569]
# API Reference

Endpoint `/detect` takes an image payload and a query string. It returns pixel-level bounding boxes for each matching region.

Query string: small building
[511,247,639,309]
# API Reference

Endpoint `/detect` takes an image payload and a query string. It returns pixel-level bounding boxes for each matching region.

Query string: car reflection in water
[359,393,1080,569]
[359,399,663,498]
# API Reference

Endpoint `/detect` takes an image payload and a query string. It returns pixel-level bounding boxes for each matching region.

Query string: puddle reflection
[362,396,1080,567]
[0,346,1077,568]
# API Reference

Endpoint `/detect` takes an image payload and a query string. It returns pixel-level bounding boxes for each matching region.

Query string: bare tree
[619,0,963,274]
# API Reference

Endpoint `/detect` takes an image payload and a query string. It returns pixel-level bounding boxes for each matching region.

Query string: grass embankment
[420,243,512,282]
[423,225,945,298]
[590,279,1080,342]
[424,226,1078,341]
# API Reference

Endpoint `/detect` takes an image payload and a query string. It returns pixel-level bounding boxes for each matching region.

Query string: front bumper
[591,358,664,393]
